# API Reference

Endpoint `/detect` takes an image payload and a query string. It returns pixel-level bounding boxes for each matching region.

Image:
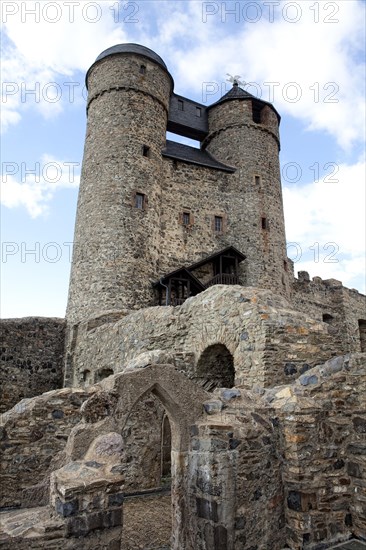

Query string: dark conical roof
[86,43,173,88]
[208,82,280,121]
[95,43,168,71]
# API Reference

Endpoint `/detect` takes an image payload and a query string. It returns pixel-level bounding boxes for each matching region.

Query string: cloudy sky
[1,0,365,318]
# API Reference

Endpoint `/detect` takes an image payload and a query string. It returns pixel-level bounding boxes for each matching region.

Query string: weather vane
[226,73,245,87]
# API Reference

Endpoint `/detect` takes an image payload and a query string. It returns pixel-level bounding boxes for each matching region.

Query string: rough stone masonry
[0,43,365,550]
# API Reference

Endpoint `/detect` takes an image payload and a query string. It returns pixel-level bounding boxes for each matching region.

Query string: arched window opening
[322,313,334,324]
[121,392,172,548]
[161,414,172,486]
[95,368,114,382]
[358,319,366,352]
[195,343,235,391]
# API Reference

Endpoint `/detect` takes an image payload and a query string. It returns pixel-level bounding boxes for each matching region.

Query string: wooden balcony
[204,273,240,288]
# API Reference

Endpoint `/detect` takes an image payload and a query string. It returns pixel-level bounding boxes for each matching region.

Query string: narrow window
[261,217,269,230]
[196,106,202,117]
[252,102,262,123]
[183,212,190,226]
[255,175,261,185]
[135,192,145,209]
[178,99,184,111]
[142,145,150,157]
[140,64,146,75]
[358,320,366,352]
[214,216,223,232]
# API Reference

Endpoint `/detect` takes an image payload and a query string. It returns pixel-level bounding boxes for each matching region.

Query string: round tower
[204,83,290,297]
[66,44,173,325]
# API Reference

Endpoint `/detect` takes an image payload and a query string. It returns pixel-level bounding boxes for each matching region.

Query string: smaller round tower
[204,83,290,297]
[66,44,174,326]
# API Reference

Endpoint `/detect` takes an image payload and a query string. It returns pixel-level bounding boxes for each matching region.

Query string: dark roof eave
[86,43,174,90]
[188,246,246,271]
[162,147,236,173]
[153,268,205,290]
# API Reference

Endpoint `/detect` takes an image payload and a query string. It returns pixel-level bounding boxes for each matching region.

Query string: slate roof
[162,140,236,173]
[153,268,205,290]
[208,83,281,121]
[188,246,246,271]
[95,43,168,70]
[86,43,174,88]
[153,246,246,287]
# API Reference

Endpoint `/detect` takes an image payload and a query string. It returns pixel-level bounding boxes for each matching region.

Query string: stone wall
[1,356,365,549]
[266,353,366,549]
[0,318,65,414]
[292,272,366,354]
[67,286,332,390]
[66,48,291,329]
[0,387,94,509]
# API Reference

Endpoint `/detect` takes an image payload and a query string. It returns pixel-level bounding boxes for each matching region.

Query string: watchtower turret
[66,44,173,325]
[204,83,290,296]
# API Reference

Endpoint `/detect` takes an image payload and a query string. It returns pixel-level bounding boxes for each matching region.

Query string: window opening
[261,217,269,230]
[135,192,145,209]
[214,216,223,232]
[255,175,261,185]
[358,319,366,352]
[142,145,150,157]
[183,212,190,226]
[178,99,184,111]
[140,64,146,75]
[196,107,202,117]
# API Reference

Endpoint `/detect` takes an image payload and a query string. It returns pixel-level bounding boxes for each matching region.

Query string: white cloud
[150,0,365,150]
[1,0,128,131]
[283,159,366,292]
[1,154,80,217]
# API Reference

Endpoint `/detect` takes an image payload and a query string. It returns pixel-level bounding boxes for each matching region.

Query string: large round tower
[204,83,290,296]
[66,44,173,325]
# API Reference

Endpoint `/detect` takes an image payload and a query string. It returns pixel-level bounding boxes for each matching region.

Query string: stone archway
[195,343,235,390]
[60,364,210,550]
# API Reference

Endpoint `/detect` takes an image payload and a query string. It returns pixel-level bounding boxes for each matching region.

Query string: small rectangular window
[135,192,145,209]
[142,145,150,157]
[261,217,269,230]
[183,212,190,225]
[196,107,202,117]
[140,65,146,75]
[178,99,184,111]
[255,175,261,185]
[214,216,223,232]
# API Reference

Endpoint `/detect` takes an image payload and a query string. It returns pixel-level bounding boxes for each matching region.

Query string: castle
[0,44,365,550]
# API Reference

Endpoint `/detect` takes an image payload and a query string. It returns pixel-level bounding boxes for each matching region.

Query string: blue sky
[1,0,365,318]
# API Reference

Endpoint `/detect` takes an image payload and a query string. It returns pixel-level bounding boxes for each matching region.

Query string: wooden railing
[204,273,240,288]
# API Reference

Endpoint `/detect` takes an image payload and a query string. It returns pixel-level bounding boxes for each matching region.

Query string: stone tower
[66,43,290,330]
[66,44,173,325]
[204,83,289,294]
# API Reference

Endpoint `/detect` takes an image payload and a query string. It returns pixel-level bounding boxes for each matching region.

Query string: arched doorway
[120,390,172,549]
[195,343,235,391]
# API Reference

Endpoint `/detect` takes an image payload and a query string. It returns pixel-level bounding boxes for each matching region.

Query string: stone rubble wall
[0,318,65,414]
[68,286,332,390]
[0,387,94,509]
[265,353,366,549]
[292,273,366,354]
[0,356,364,549]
